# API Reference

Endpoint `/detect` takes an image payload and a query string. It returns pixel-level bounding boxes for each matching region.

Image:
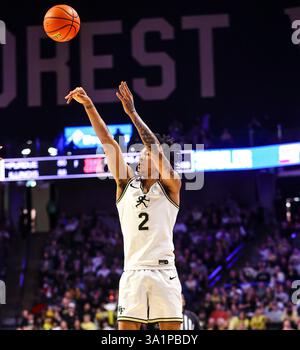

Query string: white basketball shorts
[117,269,183,324]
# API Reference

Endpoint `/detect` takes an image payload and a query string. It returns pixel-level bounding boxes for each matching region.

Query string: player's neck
[140,178,157,193]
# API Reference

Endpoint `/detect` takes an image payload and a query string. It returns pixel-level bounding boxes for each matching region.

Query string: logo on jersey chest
[135,195,150,208]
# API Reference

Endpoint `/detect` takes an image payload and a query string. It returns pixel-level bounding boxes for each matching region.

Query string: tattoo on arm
[84,104,94,110]
[131,113,159,153]
[130,113,176,179]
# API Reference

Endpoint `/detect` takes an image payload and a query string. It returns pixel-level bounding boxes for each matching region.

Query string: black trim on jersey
[117,316,148,324]
[116,177,136,204]
[138,177,159,195]
[148,317,183,323]
[118,315,183,324]
[157,181,180,209]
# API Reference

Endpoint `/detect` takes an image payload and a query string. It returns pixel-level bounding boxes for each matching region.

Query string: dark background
[1,0,300,144]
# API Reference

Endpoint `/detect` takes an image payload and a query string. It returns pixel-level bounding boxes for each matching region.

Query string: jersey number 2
[138,212,149,231]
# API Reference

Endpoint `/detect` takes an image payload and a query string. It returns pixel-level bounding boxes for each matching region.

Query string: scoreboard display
[1,142,300,182]
[2,154,129,182]
[3,156,107,181]
[0,152,193,182]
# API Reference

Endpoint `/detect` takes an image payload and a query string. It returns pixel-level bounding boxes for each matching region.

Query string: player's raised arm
[65,87,134,191]
[116,81,181,192]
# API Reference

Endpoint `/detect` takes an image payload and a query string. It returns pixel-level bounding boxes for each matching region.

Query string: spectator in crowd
[0,220,11,280]
[219,128,234,148]
[168,120,184,144]
[81,314,97,330]
[250,307,267,330]
[17,200,300,330]
[182,294,201,330]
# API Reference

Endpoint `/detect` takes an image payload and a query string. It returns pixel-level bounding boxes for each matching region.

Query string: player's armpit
[159,173,181,208]
[115,176,135,203]
[149,146,181,197]
[102,140,134,184]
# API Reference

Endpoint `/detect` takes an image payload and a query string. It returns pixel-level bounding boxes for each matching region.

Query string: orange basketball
[43,5,80,42]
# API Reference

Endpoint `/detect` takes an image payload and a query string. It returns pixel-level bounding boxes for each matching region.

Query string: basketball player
[65,82,182,330]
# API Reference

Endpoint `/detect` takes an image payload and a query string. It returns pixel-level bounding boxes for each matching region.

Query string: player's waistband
[124,258,176,271]
[123,264,176,271]
[123,266,177,272]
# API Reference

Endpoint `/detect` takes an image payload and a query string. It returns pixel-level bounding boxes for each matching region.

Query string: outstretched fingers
[65,93,74,104]
[116,81,132,104]
[65,87,84,104]
[123,82,132,97]
[116,91,124,102]
[65,88,76,103]
[119,82,127,98]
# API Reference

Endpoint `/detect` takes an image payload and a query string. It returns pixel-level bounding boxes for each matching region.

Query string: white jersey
[116,177,179,271]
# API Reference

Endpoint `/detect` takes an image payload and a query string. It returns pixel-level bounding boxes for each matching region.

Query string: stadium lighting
[48,147,58,156]
[26,180,36,188]
[21,148,31,156]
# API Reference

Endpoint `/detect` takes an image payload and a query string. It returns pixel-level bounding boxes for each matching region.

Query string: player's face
[137,148,150,178]
[138,148,157,179]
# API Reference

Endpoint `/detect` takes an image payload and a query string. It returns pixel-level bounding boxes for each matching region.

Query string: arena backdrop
[1,0,300,142]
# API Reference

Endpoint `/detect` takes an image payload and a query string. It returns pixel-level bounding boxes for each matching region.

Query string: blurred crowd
[1,112,286,159]
[0,220,12,281]
[122,113,283,153]
[197,230,300,330]
[16,189,300,331]
[18,200,268,330]
[165,113,282,149]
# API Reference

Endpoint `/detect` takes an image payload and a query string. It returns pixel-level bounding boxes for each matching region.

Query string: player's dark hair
[154,133,174,147]
[154,133,177,169]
